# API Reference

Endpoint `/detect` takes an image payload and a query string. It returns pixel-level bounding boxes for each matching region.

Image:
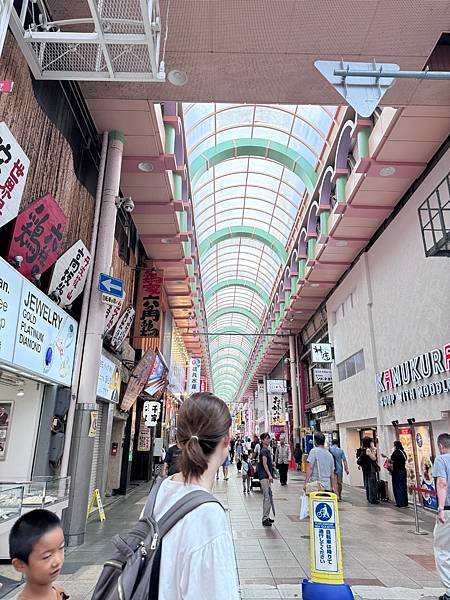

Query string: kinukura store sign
[0,256,77,386]
[376,343,450,408]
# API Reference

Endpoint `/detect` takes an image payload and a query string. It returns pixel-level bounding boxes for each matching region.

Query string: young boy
[242,453,251,493]
[9,509,68,600]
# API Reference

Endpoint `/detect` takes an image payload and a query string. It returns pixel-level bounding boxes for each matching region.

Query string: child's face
[13,527,65,586]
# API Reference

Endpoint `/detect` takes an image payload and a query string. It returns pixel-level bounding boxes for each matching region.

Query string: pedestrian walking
[294,442,303,471]
[222,453,231,480]
[251,434,261,460]
[433,433,450,600]
[275,436,291,486]
[242,453,251,493]
[357,437,380,504]
[235,437,243,473]
[389,441,408,507]
[258,432,275,526]
[229,437,235,463]
[139,392,239,599]
[304,432,337,494]
[329,441,349,501]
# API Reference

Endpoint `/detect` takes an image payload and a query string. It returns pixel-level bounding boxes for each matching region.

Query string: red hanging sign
[8,194,66,279]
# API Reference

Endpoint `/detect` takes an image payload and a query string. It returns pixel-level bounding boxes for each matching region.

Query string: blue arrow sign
[98,273,124,298]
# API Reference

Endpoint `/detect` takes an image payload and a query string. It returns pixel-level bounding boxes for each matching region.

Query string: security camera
[115,196,135,213]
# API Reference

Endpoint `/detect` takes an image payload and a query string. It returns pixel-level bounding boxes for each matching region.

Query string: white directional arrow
[102,279,122,293]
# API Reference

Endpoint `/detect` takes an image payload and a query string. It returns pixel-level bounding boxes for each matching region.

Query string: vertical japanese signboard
[48,240,91,307]
[109,305,135,351]
[104,294,125,333]
[8,194,66,279]
[0,123,30,228]
[187,357,201,394]
[134,268,164,347]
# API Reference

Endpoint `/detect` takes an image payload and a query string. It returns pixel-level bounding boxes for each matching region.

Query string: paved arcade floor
[4,466,444,599]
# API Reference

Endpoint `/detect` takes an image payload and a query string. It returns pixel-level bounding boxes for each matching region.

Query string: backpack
[91,477,221,600]
[248,462,255,478]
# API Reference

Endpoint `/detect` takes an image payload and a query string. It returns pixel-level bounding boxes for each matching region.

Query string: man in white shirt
[433,433,450,600]
[304,432,337,493]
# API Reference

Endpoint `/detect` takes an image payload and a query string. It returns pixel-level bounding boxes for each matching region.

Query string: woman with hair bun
[151,392,239,599]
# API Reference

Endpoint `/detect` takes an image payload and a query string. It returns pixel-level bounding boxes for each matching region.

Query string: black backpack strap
[157,490,222,539]
[148,490,222,600]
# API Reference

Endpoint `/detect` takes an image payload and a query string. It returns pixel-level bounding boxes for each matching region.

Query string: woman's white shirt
[152,477,240,600]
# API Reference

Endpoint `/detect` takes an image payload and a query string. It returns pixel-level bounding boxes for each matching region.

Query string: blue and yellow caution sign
[87,488,106,522]
[302,491,353,599]
[309,491,343,584]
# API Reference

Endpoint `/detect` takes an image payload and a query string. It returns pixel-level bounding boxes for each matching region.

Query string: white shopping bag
[299,494,309,520]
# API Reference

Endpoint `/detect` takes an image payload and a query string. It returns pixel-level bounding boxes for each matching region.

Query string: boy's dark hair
[260,432,270,442]
[314,432,325,446]
[9,509,62,563]
[243,453,248,461]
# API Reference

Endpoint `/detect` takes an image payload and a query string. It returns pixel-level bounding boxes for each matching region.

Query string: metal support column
[263,373,269,432]
[63,131,125,546]
[289,334,301,442]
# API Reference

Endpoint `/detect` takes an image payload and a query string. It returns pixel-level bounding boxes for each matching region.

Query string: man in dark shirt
[258,433,275,526]
[162,443,181,477]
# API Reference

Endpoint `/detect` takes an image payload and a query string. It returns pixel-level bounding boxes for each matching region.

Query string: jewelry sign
[0,122,30,229]
[48,240,91,307]
[8,194,66,279]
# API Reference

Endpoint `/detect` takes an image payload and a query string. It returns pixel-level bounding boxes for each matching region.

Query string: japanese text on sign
[188,357,201,394]
[104,296,125,333]
[135,268,163,342]
[270,394,286,425]
[49,240,91,307]
[109,305,135,351]
[0,123,30,229]
[8,194,66,279]
[311,343,333,363]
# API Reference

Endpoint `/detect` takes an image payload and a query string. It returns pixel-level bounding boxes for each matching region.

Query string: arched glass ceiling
[184,104,336,402]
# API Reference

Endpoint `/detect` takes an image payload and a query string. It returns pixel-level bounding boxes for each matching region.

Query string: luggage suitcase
[378,479,389,502]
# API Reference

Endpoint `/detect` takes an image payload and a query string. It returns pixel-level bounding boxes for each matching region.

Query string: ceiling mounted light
[17,382,25,396]
[138,161,154,173]
[335,240,348,247]
[168,69,188,86]
[379,166,396,177]
[160,237,177,244]
[310,283,320,288]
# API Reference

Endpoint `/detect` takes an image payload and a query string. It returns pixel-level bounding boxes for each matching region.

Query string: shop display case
[20,476,70,509]
[0,477,70,559]
[0,485,23,527]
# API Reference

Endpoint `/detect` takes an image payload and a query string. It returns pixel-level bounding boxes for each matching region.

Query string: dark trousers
[392,469,408,507]
[364,471,379,503]
[278,463,288,485]
[230,449,235,462]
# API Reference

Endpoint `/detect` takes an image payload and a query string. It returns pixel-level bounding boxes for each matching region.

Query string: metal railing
[418,172,450,257]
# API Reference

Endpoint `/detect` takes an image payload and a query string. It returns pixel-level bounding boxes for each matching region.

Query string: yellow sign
[309,492,343,585]
[87,488,106,522]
